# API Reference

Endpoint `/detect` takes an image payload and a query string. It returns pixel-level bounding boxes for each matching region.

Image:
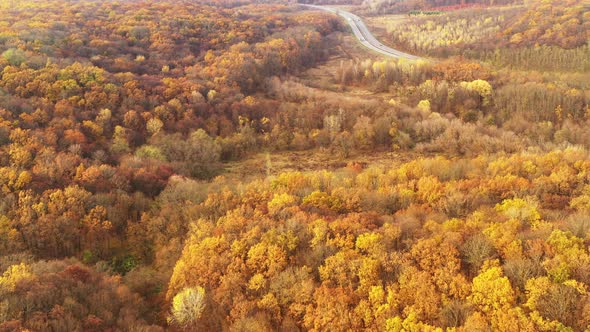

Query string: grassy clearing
[221,148,422,182]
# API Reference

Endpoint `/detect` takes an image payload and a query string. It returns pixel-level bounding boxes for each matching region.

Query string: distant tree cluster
[380,0,589,71]
[335,57,589,144]
[300,0,365,5]
[474,44,590,72]
[361,0,520,15]
[383,7,519,56]
[501,0,589,49]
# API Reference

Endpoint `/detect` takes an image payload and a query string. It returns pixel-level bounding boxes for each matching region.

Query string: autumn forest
[0,0,589,331]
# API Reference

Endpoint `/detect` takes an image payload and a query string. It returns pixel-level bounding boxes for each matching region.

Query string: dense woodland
[382,0,590,70]
[1,0,590,331]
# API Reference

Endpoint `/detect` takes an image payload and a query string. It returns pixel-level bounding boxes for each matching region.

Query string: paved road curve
[301,4,420,60]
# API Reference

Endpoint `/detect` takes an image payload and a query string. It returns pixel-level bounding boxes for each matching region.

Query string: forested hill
[1,0,590,331]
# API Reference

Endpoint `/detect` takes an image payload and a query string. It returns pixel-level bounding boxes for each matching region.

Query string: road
[301,4,420,60]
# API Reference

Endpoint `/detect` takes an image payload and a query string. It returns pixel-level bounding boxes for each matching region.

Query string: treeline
[269,77,523,157]
[361,0,520,15]
[473,44,590,72]
[298,0,365,5]
[335,57,590,149]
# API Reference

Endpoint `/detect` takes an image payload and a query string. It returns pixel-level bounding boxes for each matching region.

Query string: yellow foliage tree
[169,286,207,327]
[469,263,515,313]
